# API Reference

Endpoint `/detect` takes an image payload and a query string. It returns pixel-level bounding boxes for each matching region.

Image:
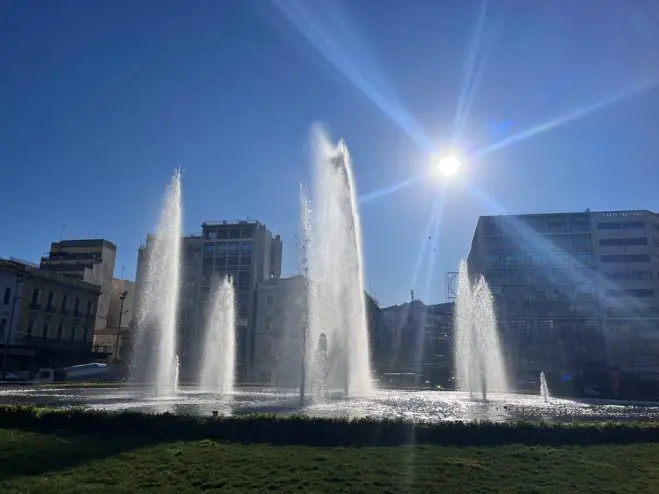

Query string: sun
[436,153,462,177]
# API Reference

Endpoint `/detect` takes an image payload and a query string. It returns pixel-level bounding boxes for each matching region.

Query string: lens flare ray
[272,0,432,150]
[473,78,659,158]
[453,0,489,143]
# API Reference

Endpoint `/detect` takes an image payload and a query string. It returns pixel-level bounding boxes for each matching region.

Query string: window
[61,296,68,313]
[265,317,273,331]
[598,222,621,230]
[627,254,650,263]
[30,288,40,306]
[601,255,626,263]
[548,235,570,250]
[86,301,92,317]
[3,288,10,305]
[241,242,253,254]
[0,318,6,338]
[630,289,655,298]
[484,236,505,250]
[226,242,240,255]
[573,251,594,265]
[623,221,645,229]
[46,292,54,310]
[506,236,524,250]
[42,323,49,339]
[83,326,89,342]
[26,319,34,338]
[229,228,241,239]
[569,215,590,232]
[74,298,80,316]
[600,237,647,247]
[485,270,506,284]
[238,272,251,289]
[238,318,248,327]
[485,253,505,268]
[599,238,624,247]
[551,267,572,283]
[550,253,571,266]
[529,268,550,284]
[506,268,528,284]
[574,285,594,299]
[528,254,547,266]
[71,326,77,341]
[216,242,227,255]
[240,256,252,267]
[203,243,216,255]
[57,324,63,340]
[606,288,655,298]
[571,234,592,249]
[205,229,217,239]
[228,256,239,267]
[547,217,567,233]
[241,227,254,238]
[505,252,526,267]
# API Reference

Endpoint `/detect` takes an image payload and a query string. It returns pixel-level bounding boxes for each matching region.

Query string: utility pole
[113,291,128,362]
[1,267,24,381]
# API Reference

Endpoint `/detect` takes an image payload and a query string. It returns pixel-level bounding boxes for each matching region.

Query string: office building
[39,239,117,331]
[0,258,100,377]
[198,220,282,380]
[252,275,306,384]
[467,209,659,394]
[378,301,453,386]
[134,220,282,380]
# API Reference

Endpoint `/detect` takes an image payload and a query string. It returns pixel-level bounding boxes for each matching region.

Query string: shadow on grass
[0,429,160,482]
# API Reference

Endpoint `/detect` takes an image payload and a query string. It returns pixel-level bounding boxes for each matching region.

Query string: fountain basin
[2,386,658,423]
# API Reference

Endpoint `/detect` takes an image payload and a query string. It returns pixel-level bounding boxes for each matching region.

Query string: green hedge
[1,405,658,447]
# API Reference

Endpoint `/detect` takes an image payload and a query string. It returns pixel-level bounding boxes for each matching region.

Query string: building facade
[377,301,453,386]
[39,239,116,331]
[198,220,282,381]
[0,258,100,377]
[93,279,135,359]
[251,275,306,384]
[134,220,282,381]
[467,210,659,395]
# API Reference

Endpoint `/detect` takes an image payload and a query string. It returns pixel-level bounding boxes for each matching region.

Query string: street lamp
[1,261,25,381]
[113,291,129,362]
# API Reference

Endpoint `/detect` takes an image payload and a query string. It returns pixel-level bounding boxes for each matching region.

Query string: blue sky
[1,0,658,307]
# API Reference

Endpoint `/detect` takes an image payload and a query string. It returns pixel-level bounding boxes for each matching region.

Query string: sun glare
[436,153,462,177]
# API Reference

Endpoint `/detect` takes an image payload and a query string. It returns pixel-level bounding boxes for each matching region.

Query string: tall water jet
[199,276,236,394]
[540,371,549,403]
[454,260,509,400]
[134,169,182,396]
[305,126,372,397]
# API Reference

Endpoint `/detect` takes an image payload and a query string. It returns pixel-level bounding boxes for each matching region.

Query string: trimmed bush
[1,405,658,447]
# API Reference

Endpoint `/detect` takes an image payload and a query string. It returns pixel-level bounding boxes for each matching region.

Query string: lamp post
[113,291,128,362]
[1,263,25,381]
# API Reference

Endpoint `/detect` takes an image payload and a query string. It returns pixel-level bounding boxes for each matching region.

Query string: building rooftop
[50,239,117,251]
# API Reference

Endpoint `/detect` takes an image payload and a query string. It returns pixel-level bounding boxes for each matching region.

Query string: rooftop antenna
[59,224,66,241]
[410,289,415,303]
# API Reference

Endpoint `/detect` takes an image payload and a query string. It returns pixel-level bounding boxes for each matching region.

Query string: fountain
[198,275,236,394]
[310,333,329,400]
[303,126,372,397]
[454,260,509,400]
[133,169,182,396]
[540,371,550,403]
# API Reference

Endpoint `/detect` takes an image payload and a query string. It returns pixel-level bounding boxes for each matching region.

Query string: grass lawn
[1,429,658,493]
